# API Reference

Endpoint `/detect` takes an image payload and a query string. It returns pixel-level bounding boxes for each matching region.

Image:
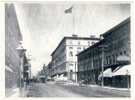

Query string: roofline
[77,39,103,56]
[51,36,100,56]
[77,17,130,56]
[7,4,23,40]
[102,17,130,37]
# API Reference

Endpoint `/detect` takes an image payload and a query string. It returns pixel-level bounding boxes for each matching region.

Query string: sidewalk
[5,87,20,97]
[64,82,130,91]
[20,86,29,97]
[6,86,30,97]
[87,84,130,91]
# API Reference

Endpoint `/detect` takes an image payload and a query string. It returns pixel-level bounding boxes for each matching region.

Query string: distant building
[51,36,100,81]
[5,4,23,96]
[47,62,53,78]
[23,54,31,85]
[77,17,130,88]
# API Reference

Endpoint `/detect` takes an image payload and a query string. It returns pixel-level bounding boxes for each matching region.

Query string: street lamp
[16,41,26,96]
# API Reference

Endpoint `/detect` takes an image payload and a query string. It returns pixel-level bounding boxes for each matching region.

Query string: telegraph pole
[101,47,104,87]
[99,44,108,87]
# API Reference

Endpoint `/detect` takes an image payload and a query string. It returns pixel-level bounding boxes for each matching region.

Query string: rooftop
[51,36,100,56]
[102,17,130,38]
[77,17,130,57]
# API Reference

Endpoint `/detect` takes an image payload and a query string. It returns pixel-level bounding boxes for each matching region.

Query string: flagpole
[73,6,75,35]
[72,6,78,83]
[65,5,77,83]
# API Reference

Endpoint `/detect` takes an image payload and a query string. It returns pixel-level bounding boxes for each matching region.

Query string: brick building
[77,17,130,88]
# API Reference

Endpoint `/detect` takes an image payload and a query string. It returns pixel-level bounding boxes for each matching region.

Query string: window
[69,40,72,44]
[78,41,81,45]
[69,51,73,57]
[69,63,73,66]
[70,70,73,72]
[88,41,90,46]
[69,46,73,49]
[91,42,95,45]
[77,47,81,54]
[77,47,81,50]
[77,50,80,54]
[105,56,108,65]
[120,51,123,55]
[108,56,110,64]
[64,72,67,76]
[113,55,116,64]
[123,50,127,55]
[110,58,112,65]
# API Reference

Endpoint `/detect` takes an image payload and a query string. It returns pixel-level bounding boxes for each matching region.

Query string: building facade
[5,4,23,96]
[46,62,53,78]
[77,17,130,87]
[51,35,100,81]
[5,4,31,96]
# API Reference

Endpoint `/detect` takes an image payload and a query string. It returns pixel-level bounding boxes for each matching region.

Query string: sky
[14,2,130,76]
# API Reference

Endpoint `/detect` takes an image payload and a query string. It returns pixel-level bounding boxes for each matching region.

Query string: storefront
[112,64,131,88]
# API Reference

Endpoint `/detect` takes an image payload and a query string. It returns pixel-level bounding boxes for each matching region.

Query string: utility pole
[101,47,104,87]
[98,44,108,87]
[75,61,77,83]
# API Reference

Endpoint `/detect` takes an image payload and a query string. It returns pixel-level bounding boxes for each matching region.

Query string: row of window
[69,46,86,50]
[69,41,95,46]
[78,49,130,71]
[69,46,87,57]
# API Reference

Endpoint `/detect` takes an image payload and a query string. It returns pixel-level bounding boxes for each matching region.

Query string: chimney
[72,34,78,37]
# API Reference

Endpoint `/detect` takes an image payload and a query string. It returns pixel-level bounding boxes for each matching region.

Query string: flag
[64,6,73,14]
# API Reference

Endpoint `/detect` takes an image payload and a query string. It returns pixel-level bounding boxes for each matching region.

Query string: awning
[98,68,113,80]
[39,75,45,78]
[5,65,14,73]
[117,56,130,62]
[113,64,131,76]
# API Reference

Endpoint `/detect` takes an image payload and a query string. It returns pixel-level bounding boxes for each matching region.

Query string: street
[26,82,130,97]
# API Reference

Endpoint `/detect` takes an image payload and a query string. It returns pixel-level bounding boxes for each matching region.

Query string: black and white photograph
[3,1,132,98]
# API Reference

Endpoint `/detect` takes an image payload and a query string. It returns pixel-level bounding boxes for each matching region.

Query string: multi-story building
[5,4,31,96]
[5,4,23,96]
[51,35,100,81]
[77,17,130,88]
